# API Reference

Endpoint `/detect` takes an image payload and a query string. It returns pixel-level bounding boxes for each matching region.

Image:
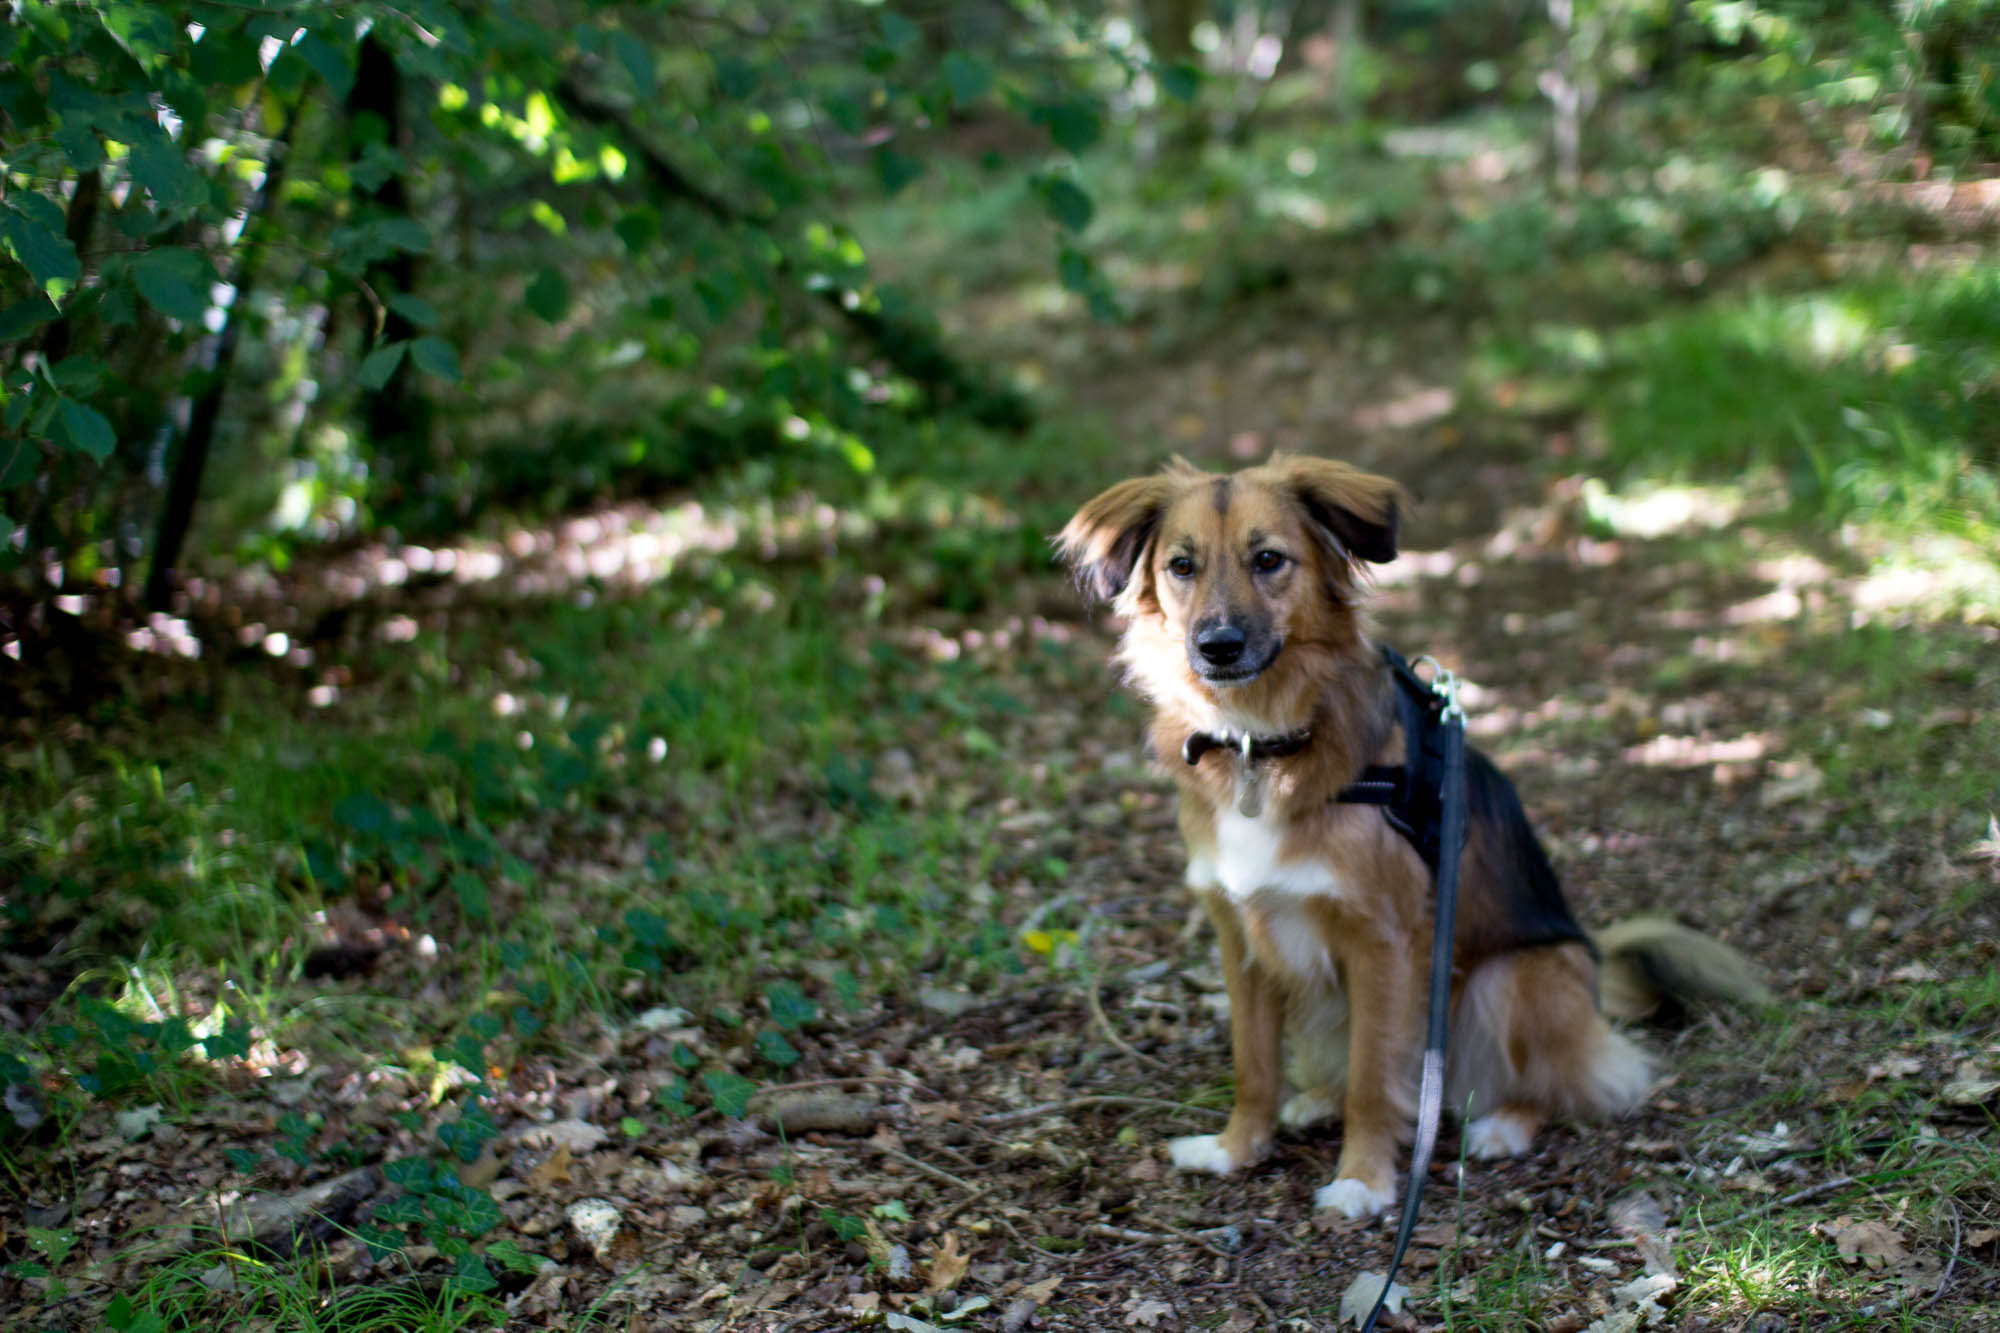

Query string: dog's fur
[1058,456,1767,1218]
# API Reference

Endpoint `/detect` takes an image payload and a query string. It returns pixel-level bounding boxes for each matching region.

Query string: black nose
[1194,623,1246,666]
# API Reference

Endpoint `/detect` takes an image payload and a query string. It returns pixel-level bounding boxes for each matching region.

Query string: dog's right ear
[1055,473,1178,604]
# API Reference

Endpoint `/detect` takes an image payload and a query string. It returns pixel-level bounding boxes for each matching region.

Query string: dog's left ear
[1275,456,1401,565]
[1056,472,1180,604]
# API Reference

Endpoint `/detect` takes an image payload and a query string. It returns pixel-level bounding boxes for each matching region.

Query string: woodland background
[3,2,1998,1330]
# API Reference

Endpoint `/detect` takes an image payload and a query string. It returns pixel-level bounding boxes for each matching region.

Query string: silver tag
[1237,733,1264,818]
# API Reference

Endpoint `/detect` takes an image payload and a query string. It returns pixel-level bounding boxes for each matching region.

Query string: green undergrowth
[1,409,1121,1324]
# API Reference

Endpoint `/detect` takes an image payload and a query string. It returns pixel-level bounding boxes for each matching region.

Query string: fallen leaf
[1826,1216,1910,1270]
[115,1105,164,1140]
[926,1231,970,1295]
[526,1143,573,1190]
[886,1313,945,1333]
[1338,1272,1407,1327]
[1124,1297,1174,1326]
[1018,1276,1062,1304]
[521,1118,607,1154]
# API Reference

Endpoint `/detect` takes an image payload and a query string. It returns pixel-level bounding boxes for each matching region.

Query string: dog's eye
[1167,555,1195,579]
[1252,549,1286,573]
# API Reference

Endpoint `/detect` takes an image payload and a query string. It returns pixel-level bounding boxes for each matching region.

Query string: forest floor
[6,126,2000,1333]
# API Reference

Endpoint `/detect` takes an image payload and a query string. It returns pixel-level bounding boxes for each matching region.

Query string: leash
[1355,651,1467,1333]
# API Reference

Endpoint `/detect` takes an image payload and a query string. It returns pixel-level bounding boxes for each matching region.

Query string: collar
[1180,726,1313,767]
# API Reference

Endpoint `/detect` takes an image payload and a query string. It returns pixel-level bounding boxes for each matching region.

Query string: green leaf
[879,11,921,56]
[384,1157,437,1193]
[53,121,104,172]
[754,1030,800,1068]
[373,217,432,254]
[702,1070,758,1118]
[2,210,80,292]
[127,127,203,212]
[941,51,992,107]
[1057,246,1093,294]
[0,293,58,342]
[387,293,438,328]
[614,206,660,252]
[1041,178,1094,232]
[611,32,656,98]
[130,248,210,324]
[8,190,66,236]
[486,1240,546,1277]
[875,148,925,196]
[54,398,114,461]
[763,979,818,1030]
[1033,98,1103,155]
[524,266,569,324]
[294,31,355,97]
[450,1252,496,1294]
[359,341,406,390]
[408,336,460,382]
[714,56,760,99]
[452,871,489,921]
[1155,61,1202,103]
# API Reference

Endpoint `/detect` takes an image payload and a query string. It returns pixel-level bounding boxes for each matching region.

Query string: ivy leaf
[764,979,818,1030]
[452,871,489,921]
[54,398,115,461]
[941,51,991,107]
[2,208,80,293]
[754,1029,800,1068]
[358,341,406,391]
[702,1070,758,1118]
[130,248,211,324]
[524,266,569,324]
[409,336,461,382]
[1057,245,1093,294]
[1040,178,1094,232]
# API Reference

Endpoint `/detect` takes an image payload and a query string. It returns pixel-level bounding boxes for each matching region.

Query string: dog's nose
[1194,624,1246,666]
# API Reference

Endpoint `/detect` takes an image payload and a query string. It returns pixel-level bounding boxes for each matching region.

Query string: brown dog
[1059,456,1765,1217]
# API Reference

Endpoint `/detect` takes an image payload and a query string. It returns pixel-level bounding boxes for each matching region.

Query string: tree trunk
[1145,0,1203,66]
[143,126,293,611]
[347,34,438,529]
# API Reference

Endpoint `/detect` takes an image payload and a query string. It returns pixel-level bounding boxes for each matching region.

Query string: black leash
[1355,651,1467,1333]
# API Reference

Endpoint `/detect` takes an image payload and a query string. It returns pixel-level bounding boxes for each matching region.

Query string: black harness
[1333,645,1460,867]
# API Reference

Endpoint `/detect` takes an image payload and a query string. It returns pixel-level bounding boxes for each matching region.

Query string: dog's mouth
[1190,640,1282,687]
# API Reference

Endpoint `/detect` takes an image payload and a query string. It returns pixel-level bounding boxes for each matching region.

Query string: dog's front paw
[1313,1175,1397,1219]
[1167,1134,1243,1175]
[1279,1088,1342,1130]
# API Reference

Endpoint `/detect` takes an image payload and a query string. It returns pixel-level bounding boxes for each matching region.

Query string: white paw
[1464,1112,1533,1160]
[1167,1134,1239,1175]
[1313,1175,1396,1219]
[1279,1089,1341,1130]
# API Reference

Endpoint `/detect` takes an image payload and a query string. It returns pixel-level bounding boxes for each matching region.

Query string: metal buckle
[1409,654,1465,724]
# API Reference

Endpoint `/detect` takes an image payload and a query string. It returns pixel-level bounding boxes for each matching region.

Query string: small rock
[566,1198,625,1263]
[918,987,977,1018]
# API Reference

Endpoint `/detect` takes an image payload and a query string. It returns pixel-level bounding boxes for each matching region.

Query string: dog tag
[1237,734,1264,818]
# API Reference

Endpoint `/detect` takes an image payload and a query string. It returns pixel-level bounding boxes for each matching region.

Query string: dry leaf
[1018,1276,1062,1304]
[521,1118,607,1154]
[1966,1227,1999,1248]
[526,1143,574,1190]
[1124,1297,1174,1326]
[926,1231,970,1295]
[1827,1216,1910,1270]
[1338,1272,1408,1327]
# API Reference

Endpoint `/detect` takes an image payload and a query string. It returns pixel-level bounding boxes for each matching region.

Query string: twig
[1719,1174,1860,1222]
[1926,1205,1962,1308]
[1086,968,1173,1072]
[934,1184,999,1227]
[874,1143,981,1195]
[981,1095,1227,1127]
[755,1076,943,1100]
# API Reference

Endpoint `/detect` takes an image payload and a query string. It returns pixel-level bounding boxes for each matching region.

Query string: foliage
[1,0,1195,593]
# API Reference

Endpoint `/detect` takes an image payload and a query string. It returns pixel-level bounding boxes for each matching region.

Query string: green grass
[1594,268,2000,541]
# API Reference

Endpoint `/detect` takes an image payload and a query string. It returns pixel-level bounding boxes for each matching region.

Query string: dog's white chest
[1188,808,1347,903]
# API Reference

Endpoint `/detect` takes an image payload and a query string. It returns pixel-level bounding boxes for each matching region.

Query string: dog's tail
[1594,918,1772,1022]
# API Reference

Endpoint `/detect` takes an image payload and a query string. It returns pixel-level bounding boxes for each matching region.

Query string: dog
[1057,455,1767,1218]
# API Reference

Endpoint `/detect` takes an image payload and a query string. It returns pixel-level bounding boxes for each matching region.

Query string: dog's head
[1057,456,1401,695]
